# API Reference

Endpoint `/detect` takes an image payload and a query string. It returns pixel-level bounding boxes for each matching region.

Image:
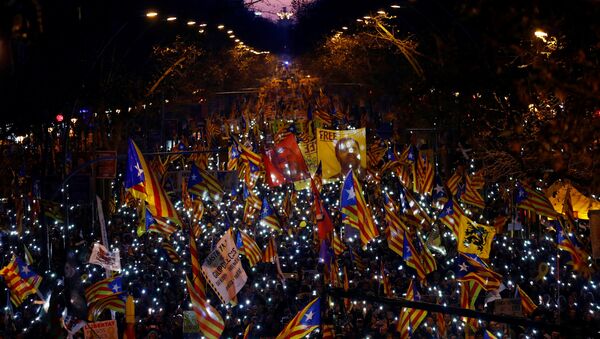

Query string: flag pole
[95,196,115,320]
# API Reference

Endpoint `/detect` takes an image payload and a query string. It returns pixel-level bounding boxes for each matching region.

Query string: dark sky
[0,0,598,128]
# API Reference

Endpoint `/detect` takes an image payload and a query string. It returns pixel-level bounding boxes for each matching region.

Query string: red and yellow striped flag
[416,155,434,195]
[186,276,224,339]
[396,280,427,339]
[340,170,379,248]
[460,281,482,332]
[321,324,335,339]
[331,232,347,256]
[125,139,181,225]
[239,230,262,267]
[262,237,277,263]
[516,285,538,316]
[380,261,393,297]
[189,227,206,299]
[383,193,407,256]
[0,256,42,306]
[462,172,485,209]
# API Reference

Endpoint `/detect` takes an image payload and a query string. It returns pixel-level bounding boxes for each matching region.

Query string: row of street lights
[143,10,269,55]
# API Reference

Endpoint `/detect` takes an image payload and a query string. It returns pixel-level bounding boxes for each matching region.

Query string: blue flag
[432,173,446,201]
[125,139,145,189]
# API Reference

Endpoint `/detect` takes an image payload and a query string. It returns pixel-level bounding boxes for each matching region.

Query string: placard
[84,320,118,339]
[95,151,117,179]
[201,231,247,304]
[316,128,366,182]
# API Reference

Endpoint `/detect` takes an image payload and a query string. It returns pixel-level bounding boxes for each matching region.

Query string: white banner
[201,231,247,304]
[88,243,121,272]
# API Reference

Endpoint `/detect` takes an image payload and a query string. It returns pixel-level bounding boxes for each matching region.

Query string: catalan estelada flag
[262,237,278,263]
[276,297,320,339]
[515,181,557,218]
[396,280,427,339]
[85,275,123,304]
[454,253,502,291]
[556,221,592,279]
[415,154,434,195]
[383,193,407,257]
[88,293,126,321]
[125,139,181,225]
[0,256,42,306]
[186,276,224,339]
[515,284,537,316]
[460,280,482,331]
[161,240,181,264]
[446,170,463,198]
[145,208,178,237]
[187,163,223,202]
[340,170,379,248]
[403,231,436,282]
[232,136,262,170]
[437,198,465,237]
[227,143,240,171]
[462,171,485,209]
[237,230,262,267]
[331,232,347,256]
[259,197,282,233]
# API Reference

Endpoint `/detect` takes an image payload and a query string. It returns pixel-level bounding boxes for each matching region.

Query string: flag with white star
[187,162,224,202]
[85,275,123,304]
[454,253,501,291]
[125,139,181,225]
[340,170,379,248]
[276,297,320,339]
[0,256,42,306]
[432,173,447,201]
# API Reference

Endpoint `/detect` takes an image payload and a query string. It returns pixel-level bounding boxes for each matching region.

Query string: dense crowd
[1,157,598,339]
[0,75,598,339]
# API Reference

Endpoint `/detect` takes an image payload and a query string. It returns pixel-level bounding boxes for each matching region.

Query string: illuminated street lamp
[146,11,158,18]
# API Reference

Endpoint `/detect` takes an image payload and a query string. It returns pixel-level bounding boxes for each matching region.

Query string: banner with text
[316,128,366,181]
[201,231,247,304]
[84,320,118,339]
[88,243,121,272]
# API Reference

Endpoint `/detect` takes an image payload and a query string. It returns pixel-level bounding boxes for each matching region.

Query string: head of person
[335,137,361,175]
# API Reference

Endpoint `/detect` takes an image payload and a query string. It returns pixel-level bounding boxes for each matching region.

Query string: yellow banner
[316,128,367,182]
[458,215,496,259]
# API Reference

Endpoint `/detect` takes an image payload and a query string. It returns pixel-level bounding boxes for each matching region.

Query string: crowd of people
[0,74,598,339]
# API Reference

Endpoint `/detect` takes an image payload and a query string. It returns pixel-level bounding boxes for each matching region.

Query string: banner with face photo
[317,128,367,181]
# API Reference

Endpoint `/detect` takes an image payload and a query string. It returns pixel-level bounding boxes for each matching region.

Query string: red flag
[263,150,287,187]
[264,134,310,186]
[312,180,333,239]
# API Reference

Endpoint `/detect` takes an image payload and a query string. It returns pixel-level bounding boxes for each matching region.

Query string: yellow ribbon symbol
[534,262,549,281]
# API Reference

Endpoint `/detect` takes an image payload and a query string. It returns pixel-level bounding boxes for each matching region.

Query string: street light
[167,16,177,22]
[187,21,196,26]
[146,11,158,18]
